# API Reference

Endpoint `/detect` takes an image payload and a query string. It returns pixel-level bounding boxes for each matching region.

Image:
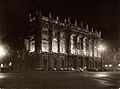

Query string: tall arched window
[60,32,66,53]
[71,34,76,54]
[42,28,49,52]
[89,39,92,57]
[24,39,29,51]
[52,38,58,53]
[83,38,87,55]
[52,30,58,53]
[94,40,97,57]
[30,40,35,52]
[77,36,80,55]
[29,36,35,53]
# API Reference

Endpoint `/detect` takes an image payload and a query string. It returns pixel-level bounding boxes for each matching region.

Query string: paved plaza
[0,71,119,89]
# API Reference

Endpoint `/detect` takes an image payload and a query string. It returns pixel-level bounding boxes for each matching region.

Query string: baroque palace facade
[23,9,102,71]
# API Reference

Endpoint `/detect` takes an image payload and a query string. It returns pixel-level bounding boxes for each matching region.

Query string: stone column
[65,29,71,68]
[76,36,79,69]
[48,20,53,69]
[86,38,89,70]
[81,37,84,51]
[92,39,95,69]
[88,39,91,69]
[80,37,84,69]
[35,9,42,68]
[58,32,60,53]
[35,10,42,54]
[57,32,60,68]
[74,35,77,69]
[94,39,98,69]
[83,37,86,69]
[96,39,100,69]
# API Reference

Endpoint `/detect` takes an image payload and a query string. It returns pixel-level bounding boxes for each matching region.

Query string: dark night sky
[0,0,120,49]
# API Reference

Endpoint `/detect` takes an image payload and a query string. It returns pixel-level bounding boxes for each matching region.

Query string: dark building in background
[23,9,102,71]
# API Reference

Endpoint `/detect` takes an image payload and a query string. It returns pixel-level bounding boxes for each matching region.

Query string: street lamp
[97,45,105,69]
[0,45,6,58]
[98,45,105,52]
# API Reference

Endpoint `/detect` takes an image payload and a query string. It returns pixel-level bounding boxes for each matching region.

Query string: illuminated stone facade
[24,10,102,71]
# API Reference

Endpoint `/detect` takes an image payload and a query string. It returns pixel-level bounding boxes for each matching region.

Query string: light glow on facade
[29,40,35,52]
[24,39,29,51]
[60,40,66,53]
[71,34,76,54]
[23,10,102,71]
[89,40,93,57]
[24,36,35,53]
[83,49,87,55]
[52,31,58,53]
[42,40,49,52]
[94,46,97,57]
[42,28,49,52]
[77,37,80,55]
[83,38,86,55]
[97,45,105,57]
[60,32,66,53]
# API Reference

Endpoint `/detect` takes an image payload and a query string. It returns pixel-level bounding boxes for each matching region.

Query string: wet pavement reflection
[0,72,119,89]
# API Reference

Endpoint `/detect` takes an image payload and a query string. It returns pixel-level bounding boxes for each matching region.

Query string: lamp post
[98,45,105,69]
[0,45,7,72]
